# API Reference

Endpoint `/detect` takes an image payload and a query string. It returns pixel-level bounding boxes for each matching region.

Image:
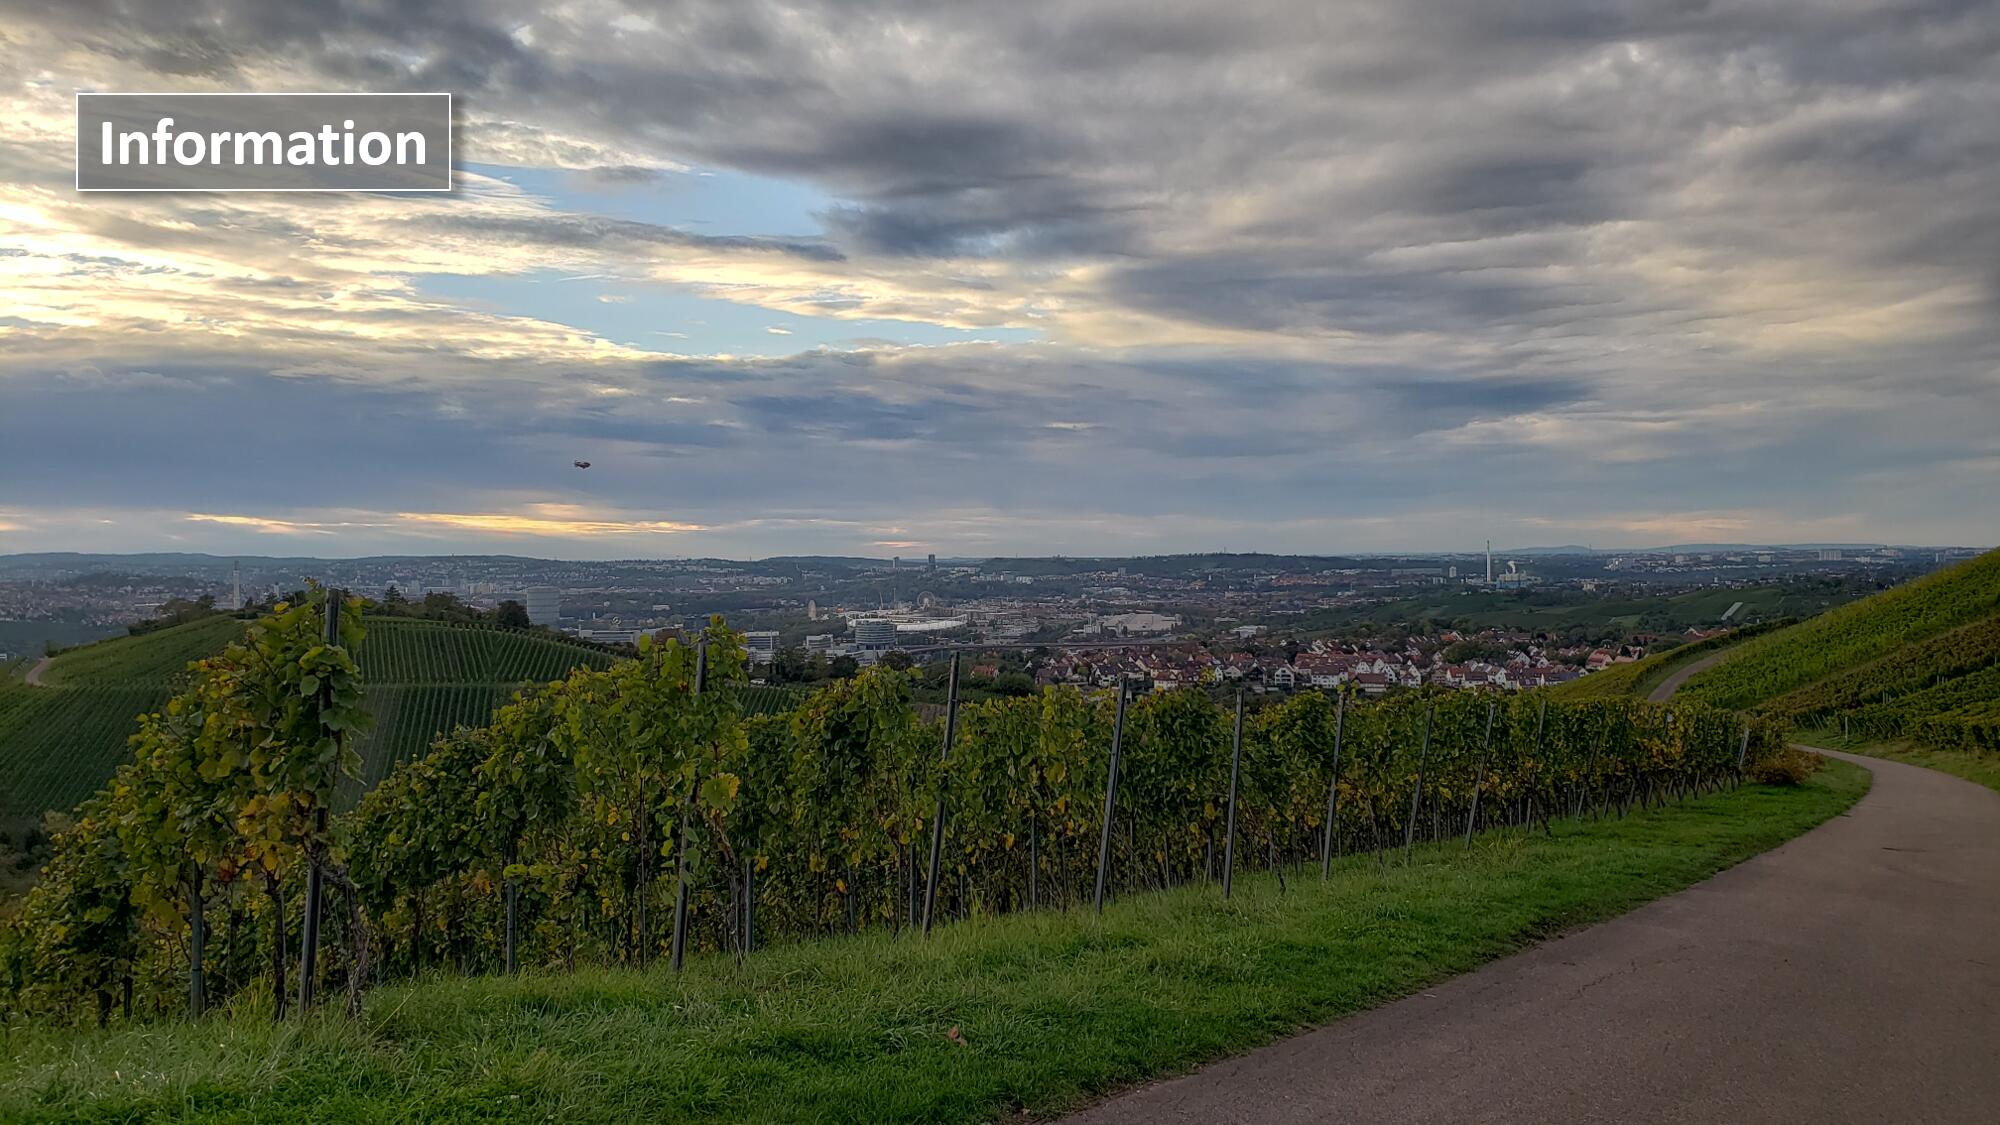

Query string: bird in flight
[573,460,592,469]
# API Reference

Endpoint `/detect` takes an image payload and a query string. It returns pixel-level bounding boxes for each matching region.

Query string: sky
[0,0,1995,559]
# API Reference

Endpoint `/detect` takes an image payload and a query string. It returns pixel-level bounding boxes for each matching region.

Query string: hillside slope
[1679,549,2000,750]
[1543,622,1781,702]
[0,617,618,819]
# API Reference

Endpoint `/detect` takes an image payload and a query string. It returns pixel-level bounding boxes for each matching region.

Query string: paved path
[21,656,52,686]
[1646,649,1728,703]
[1060,749,2000,1124]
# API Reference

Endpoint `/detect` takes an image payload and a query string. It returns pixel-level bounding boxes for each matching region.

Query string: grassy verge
[0,763,1868,1125]
[1628,643,1724,700]
[1544,627,1760,702]
[1796,727,2000,796]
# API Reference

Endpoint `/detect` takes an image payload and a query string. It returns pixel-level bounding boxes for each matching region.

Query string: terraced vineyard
[1679,549,2000,712]
[1544,621,1784,702]
[359,620,619,684]
[0,617,246,819]
[29,616,245,688]
[1679,548,2000,752]
[740,683,815,717]
[0,617,622,818]
[0,686,170,820]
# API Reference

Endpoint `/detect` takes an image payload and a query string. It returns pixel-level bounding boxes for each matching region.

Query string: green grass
[1796,727,2000,797]
[0,762,1868,1124]
[1543,626,1765,702]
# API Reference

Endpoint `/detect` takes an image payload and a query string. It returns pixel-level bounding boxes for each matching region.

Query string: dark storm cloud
[583,165,666,184]
[20,0,1997,285]
[1106,254,1639,338]
[423,213,845,262]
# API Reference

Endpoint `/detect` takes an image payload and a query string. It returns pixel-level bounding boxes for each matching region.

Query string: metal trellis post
[670,635,707,972]
[1320,688,1347,878]
[1222,690,1244,899]
[1094,685,1129,914]
[922,654,961,935]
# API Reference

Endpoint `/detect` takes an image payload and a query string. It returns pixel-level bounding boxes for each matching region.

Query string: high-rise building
[853,619,897,649]
[743,630,780,664]
[522,586,562,626]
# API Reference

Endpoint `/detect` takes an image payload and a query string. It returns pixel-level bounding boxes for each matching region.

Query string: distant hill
[1677,548,2000,751]
[0,616,620,820]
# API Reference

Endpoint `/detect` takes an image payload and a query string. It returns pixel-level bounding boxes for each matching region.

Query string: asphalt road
[1059,748,2000,1125]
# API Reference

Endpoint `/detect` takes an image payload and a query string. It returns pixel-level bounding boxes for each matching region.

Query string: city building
[573,628,640,645]
[804,633,834,653]
[522,586,561,626]
[743,630,781,664]
[1097,611,1179,635]
[852,618,898,649]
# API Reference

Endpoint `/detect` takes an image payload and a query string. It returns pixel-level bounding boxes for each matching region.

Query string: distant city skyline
[3,2,1996,559]
[1,542,1980,569]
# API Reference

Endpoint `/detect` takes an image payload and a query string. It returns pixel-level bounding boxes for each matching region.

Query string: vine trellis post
[669,635,707,972]
[297,588,340,1012]
[1403,704,1433,863]
[1464,701,1495,847]
[1319,688,1347,879]
[1221,690,1244,899]
[921,654,961,936]
[1093,685,1129,914]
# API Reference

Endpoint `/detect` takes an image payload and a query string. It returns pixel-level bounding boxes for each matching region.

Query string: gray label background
[77,93,450,191]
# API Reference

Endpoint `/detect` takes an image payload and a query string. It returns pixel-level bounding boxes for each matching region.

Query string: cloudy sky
[1,1,1995,559]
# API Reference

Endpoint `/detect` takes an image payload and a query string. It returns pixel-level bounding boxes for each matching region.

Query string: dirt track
[1645,649,1729,703]
[1060,748,2000,1124]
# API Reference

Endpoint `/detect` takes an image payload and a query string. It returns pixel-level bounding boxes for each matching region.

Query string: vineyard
[0,616,618,819]
[0,686,169,819]
[1543,624,1777,702]
[355,620,618,684]
[1678,549,2000,711]
[1679,548,2000,753]
[30,616,245,688]
[0,592,1787,1030]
